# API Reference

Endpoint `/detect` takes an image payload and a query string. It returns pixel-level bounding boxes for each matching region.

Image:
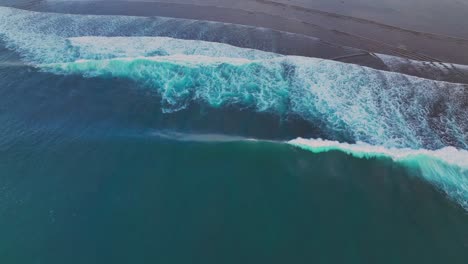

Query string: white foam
[376,53,468,82]
[289,138,468,209]
[0,6,467,210]
[65,54,255,66]
[39,53,467,150]
[0,6,467,151]
[69,36,280,60]
[289,138,468,168]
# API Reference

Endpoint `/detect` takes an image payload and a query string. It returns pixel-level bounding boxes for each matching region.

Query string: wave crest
[0,7,467,150]
[41,53,468,150]
[289,138,468,210]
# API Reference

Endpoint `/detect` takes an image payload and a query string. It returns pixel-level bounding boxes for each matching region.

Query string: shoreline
[11,0,467,63]
[2,0,468,83]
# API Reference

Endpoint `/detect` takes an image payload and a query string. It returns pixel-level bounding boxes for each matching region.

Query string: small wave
[0,61,28,67]
[289,138,468,210]
[151,130,257,143]
[136,130,468,210]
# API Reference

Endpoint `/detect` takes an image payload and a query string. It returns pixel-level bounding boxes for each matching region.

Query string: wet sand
[3,0,468,82]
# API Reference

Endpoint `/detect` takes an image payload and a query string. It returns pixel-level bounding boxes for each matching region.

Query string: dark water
[1,135,468,264]
[0,2,467,264]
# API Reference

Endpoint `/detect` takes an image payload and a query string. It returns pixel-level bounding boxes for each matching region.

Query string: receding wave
[0,7,467,151]
[0,6,354,62]
[68,36,280,61]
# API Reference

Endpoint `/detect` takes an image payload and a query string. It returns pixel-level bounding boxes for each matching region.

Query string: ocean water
[0,5,467,264]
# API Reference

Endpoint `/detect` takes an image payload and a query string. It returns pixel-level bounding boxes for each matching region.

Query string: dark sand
[0,3,467,264]
[3,0,468,82]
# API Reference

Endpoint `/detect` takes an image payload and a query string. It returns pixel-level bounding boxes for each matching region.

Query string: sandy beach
[0,2,467,264]
[5,0,468,83]
[8,1,468,61]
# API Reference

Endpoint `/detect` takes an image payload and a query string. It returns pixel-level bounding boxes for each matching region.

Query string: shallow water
[0,3,467,264]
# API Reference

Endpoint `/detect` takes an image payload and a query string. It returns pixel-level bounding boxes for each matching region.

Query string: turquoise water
[1,135,467,264]
[0,5,467,264]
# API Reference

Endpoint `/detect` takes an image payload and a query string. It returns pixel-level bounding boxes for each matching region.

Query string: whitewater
[147,129,467,210]
[290,138,468,210]
[0,6,467,209]
[39,41,468,150]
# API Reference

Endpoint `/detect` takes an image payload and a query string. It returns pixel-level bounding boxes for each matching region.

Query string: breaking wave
[41,52,467,149]
[289,138,468,210]
[149,130,468,210]
[0,6,467,210]
[0,6,466,151]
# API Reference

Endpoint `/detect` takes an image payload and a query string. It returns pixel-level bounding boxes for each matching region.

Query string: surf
[0,7,466,149]
[148,130,468,210]
[289,138,468,210]
[39,51,467,150]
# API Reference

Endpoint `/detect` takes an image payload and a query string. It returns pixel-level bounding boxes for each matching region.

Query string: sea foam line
[289,138,468,167]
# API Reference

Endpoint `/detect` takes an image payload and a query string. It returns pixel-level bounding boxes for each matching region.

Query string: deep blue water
[0,4,467,264]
